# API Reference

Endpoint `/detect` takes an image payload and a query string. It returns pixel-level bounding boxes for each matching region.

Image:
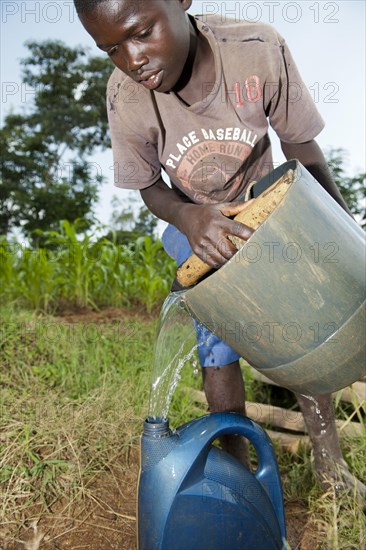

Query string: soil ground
[1,447,320,550]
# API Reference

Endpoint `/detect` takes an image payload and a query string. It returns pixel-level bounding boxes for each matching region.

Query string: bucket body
[183,160,366,395]
[138,413,286,550]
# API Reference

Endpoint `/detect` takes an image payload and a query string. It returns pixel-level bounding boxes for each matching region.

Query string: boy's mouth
[138,70,164,91]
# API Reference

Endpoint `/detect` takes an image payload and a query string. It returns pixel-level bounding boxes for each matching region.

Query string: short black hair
[74,0,141,20]
[73,0,109,15]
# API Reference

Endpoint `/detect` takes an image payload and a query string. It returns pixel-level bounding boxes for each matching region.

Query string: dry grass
[1,306,365,549]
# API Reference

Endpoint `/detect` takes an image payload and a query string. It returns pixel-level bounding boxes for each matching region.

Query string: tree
[20,40,111,153]
[106,194,159,244]
[133,205,159,237]
[326,148,365,228]
[0,40,113,237]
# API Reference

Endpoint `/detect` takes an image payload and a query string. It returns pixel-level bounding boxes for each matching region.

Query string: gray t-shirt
[107,15,324,204]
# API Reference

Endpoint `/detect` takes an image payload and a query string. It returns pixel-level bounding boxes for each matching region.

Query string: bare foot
[313,446,366,506]
[296,393,365,506]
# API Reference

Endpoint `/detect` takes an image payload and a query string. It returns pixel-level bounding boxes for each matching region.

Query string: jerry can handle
[183,413,280,477]
[180,412,286,539]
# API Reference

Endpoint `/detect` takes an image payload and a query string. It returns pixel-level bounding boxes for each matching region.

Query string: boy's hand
[140,179,253,266]
[177,201,254,268]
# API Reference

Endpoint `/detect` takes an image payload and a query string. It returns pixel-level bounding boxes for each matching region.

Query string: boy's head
[75,0,194,93]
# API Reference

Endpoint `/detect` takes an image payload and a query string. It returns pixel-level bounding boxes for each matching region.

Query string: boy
[74,0,365,498]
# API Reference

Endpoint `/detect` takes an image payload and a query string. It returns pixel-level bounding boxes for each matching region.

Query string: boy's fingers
[197,234,238,267]
[219,199,255,218]
[198,245,229,268]
[217,237,240,260]
[229,219,254,241]
[199,220,253,266]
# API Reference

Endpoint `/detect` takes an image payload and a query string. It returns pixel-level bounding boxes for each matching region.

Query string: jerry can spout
[144,417,171,438]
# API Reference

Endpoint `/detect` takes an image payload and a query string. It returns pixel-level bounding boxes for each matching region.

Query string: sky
[1,0,365,229]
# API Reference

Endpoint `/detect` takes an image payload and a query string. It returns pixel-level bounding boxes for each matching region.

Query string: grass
[1,305,365,549]
[0,306,201,530]
[0,307,149,527]
[306,432,366,549]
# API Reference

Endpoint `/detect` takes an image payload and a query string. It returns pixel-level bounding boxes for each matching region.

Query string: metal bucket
[183,160,366,395]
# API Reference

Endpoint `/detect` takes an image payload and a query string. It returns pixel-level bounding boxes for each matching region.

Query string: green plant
[0,223,176,313]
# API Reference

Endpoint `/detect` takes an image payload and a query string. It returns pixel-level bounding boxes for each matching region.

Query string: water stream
[299,394,328,459]
[148,296,332,432]
[302,394,327,434]
[148,291,201,420]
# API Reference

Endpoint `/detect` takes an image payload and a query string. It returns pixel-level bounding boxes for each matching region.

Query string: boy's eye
[105,26,152,57]
[135,27,153,40]
[107,46,118,57]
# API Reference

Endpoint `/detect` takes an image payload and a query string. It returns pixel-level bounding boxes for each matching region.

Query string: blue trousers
[162,224,241,367]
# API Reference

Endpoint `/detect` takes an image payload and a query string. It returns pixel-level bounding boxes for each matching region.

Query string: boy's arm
[281,139,353,217]
[140,179,253,267]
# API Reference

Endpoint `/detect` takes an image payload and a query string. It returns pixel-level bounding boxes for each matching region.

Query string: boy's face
[80,0,193,93]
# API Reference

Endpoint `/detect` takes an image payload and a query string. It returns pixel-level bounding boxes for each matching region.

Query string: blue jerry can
[138,413,286,550]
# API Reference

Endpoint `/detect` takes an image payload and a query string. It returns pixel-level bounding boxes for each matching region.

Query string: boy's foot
[296,393,365,505]
[313,448,366,503]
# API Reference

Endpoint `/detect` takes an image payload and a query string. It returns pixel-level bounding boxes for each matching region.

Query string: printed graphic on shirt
[165,126,258,202]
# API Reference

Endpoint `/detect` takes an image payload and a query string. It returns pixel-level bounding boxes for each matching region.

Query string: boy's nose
[125,44,148,73]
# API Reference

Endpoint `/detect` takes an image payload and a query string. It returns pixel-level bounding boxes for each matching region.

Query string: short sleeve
[107,70,162,190]
[267,34,325,143]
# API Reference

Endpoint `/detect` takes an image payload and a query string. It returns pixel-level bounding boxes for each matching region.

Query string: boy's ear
[180,0,193,11]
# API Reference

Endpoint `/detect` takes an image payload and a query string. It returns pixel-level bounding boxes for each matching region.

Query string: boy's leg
[296,393,366,498]
[202,374,366,499]
[202,360,250,467]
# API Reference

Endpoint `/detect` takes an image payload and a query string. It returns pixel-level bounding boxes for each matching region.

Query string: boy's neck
[172,18,215,106]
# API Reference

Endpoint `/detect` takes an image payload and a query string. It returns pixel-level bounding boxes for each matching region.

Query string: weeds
[307,437,366,549]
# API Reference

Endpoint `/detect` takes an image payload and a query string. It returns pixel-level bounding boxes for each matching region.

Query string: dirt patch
[1,447,322,550]
[284,501,312,549]
[55,305,157,325]
[1,449,139,550]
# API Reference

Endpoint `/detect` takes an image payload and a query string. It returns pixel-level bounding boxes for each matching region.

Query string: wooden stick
[245,401,306,432]
[176,169,294,287]
[265,430,310,454]
[244,365,366,407]
[188,389,364,437]
[247,401,364,437]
